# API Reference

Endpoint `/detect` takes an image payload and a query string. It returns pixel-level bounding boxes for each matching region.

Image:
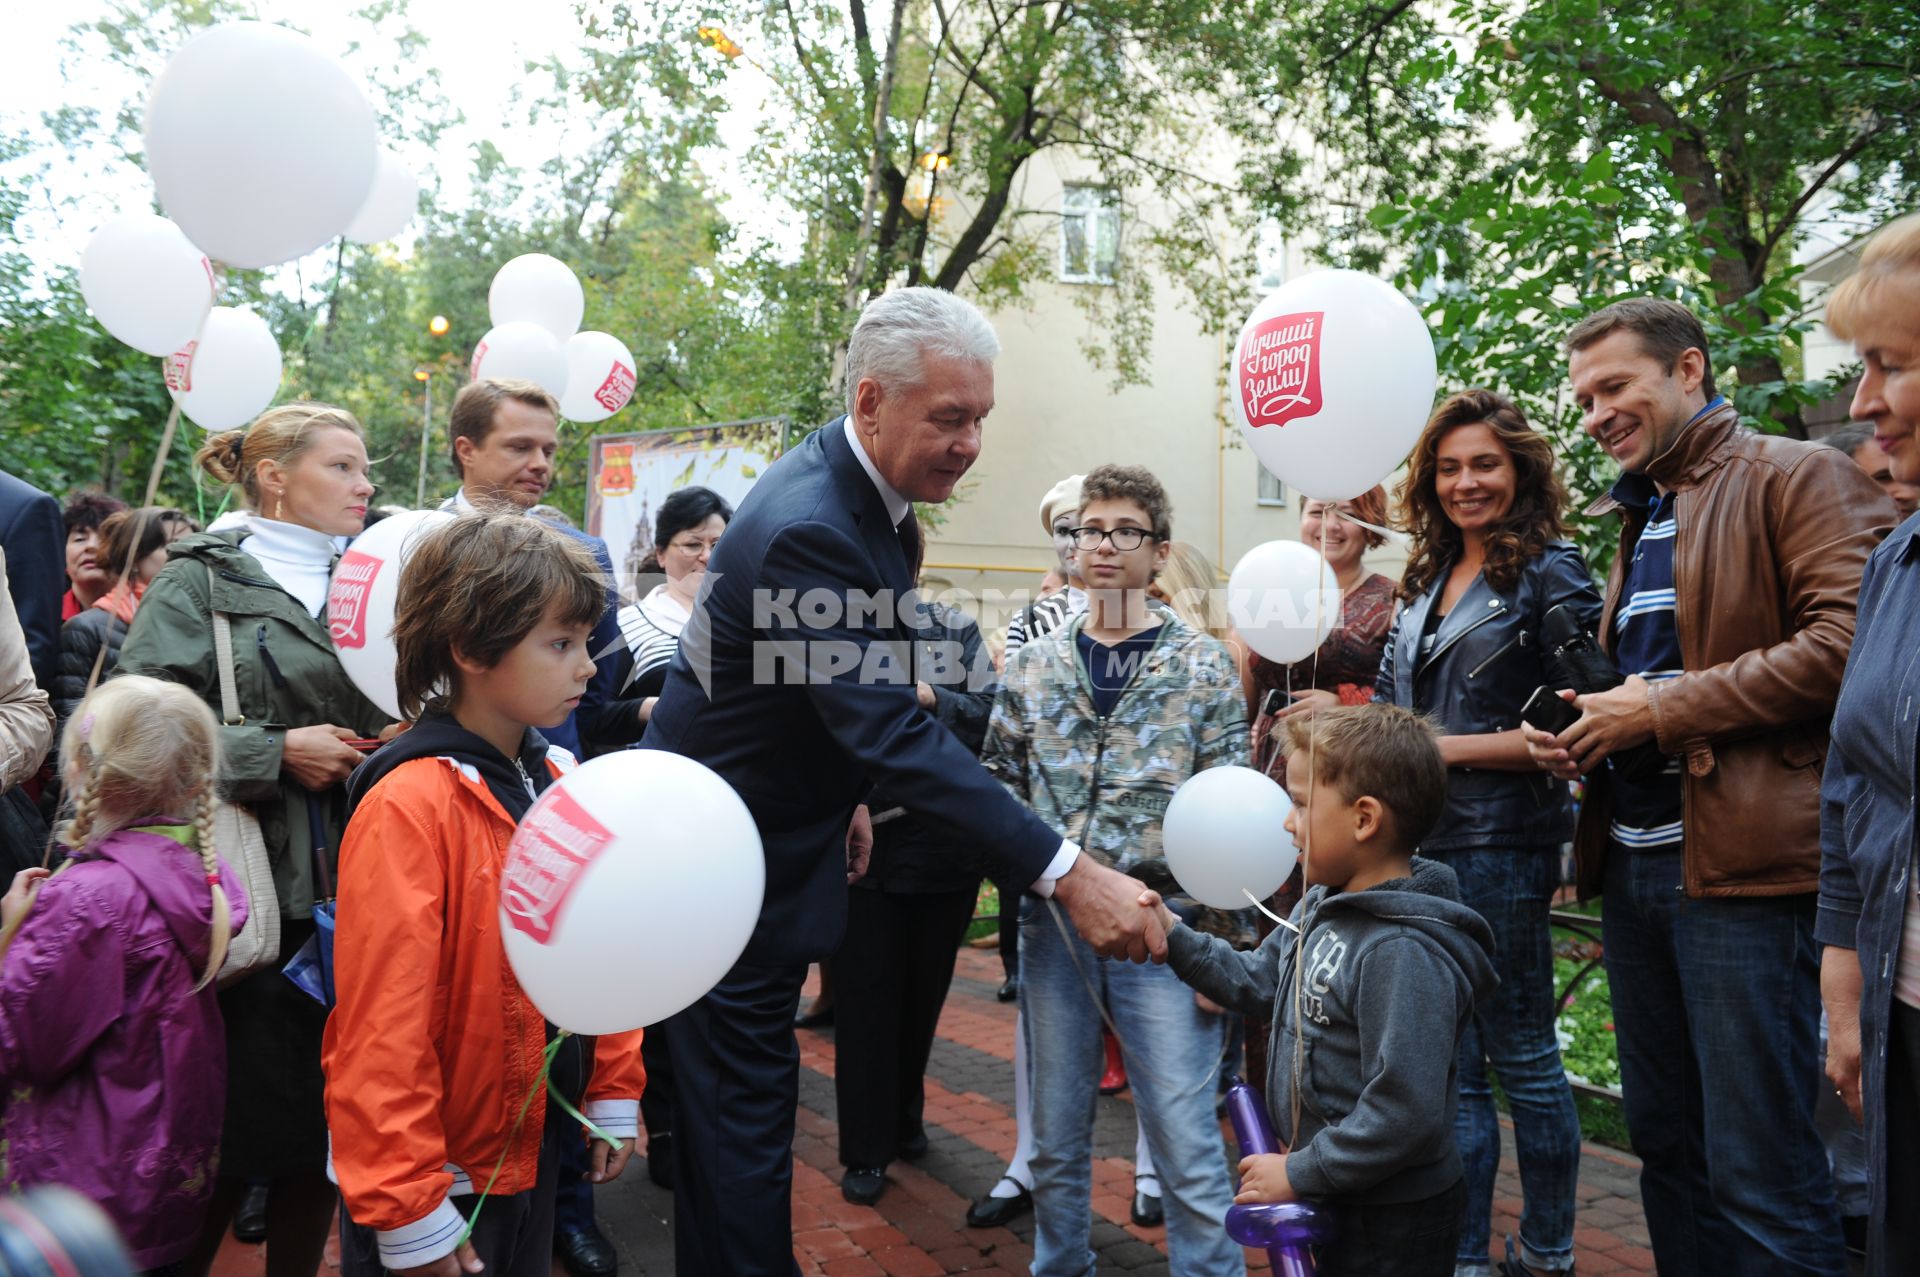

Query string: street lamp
[413,366,432,508]
[429,314,449,336]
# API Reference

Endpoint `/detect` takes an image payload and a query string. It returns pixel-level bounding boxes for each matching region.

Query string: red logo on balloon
[595,361,636,413]
[502,789,615,945]
[327,550,382,649]
[469,341,488,380]
[1239,310,1324,429]
[165,341,197,393]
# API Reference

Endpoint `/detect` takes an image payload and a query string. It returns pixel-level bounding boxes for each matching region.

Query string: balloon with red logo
[558,331,637,424]
[1231,269,1436,501]
[81,214,217,356]
[500,751,766,1034]
[164,306,283,431]
[327,509,454,719]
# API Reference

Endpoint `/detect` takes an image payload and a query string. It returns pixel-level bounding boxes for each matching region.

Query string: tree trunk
[831,0,909,400]
[1583,68,1806,436]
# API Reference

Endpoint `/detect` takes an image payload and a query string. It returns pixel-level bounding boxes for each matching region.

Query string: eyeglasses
[668,537,721,555]
[1068,526,1157,552]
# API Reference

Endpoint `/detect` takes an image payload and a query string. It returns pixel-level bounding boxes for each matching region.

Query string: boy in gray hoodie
[1143,705,1499,1276]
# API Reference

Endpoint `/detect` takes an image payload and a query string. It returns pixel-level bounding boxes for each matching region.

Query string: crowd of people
[0,210,1914,1277]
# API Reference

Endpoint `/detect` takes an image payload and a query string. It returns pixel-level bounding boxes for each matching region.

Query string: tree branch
[1757,122,1891,265]
[781,0,835,108]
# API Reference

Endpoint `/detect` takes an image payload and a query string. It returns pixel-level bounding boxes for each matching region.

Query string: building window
[1258,467,1287,506]
[1060,185,1120,284]
[1254,219,1287,291]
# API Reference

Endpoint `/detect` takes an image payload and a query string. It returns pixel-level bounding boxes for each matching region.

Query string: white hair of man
[843,286,1002,415]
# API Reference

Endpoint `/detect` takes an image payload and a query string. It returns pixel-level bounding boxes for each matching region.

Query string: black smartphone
[1520,685,1580,735]
[1260,688,1286,718]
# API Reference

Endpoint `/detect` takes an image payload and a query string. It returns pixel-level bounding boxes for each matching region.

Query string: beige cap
[1038,474,1085,535]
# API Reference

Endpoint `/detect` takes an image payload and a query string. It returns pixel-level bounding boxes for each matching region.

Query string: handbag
[208,566,282,987]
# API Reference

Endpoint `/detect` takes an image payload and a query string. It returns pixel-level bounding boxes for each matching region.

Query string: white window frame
[1059,185,1121,285]
[1257,468,1287,506]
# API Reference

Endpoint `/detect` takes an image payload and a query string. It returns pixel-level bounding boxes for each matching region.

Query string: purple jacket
[0,829,248,1268]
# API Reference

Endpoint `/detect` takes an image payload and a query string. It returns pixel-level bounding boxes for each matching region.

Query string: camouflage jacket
[984,604,1253,938]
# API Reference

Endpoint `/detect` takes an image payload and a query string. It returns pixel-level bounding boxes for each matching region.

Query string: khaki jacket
[0,548,55,790]
[1574,402,1896,899]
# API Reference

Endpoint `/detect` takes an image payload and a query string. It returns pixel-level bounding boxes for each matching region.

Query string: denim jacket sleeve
[1817,735,1864,950]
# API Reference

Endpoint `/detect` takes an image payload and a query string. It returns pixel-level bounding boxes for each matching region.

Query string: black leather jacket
[1375,541,1604,852]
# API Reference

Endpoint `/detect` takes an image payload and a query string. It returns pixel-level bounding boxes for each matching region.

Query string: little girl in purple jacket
[0,675,247,1272]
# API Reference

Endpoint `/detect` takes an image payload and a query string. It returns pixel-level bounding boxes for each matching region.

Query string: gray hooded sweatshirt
[1167,857,1498,1204]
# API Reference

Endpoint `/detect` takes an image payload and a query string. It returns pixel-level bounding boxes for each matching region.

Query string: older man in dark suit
[645,287,1165,1275]
[0,469,64,692]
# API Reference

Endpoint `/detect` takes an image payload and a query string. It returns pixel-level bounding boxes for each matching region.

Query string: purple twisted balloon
[1221,1077,1330,1276]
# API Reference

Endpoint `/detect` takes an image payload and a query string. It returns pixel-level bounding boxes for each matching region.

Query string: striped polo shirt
[1604,398,1728,851]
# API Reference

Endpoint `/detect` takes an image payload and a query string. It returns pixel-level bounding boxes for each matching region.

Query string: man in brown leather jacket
[1523,299,1895,1277]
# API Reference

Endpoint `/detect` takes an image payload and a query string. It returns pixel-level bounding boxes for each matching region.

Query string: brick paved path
[220,947,1658,1276]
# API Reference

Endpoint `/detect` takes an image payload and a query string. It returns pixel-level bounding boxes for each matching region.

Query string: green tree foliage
[0,1,815,524]
[577,0,1274,395]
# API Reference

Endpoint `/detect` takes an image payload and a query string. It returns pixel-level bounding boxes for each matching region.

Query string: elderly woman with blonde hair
[1818,210,1920,1276]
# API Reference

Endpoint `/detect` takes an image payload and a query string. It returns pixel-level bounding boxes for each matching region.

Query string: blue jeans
[1603,847,1844,1276]
[1427,848,1578,1274]
[1020,897,1243,1277]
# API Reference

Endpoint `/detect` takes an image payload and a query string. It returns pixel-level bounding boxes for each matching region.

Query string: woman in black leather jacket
[1375,389,1602,1277]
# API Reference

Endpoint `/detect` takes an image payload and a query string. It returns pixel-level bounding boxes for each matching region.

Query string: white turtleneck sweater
[240,516,339,618]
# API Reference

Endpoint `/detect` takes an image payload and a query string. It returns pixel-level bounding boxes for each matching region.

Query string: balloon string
[456,1032,566,1247]
[1242,888,1299,933]
[1284,515,1332,1151]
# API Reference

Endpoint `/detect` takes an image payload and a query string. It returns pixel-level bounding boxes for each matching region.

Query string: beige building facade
[921,149,1407,634]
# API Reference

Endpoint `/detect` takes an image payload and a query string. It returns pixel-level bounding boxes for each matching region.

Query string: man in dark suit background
[0,468,64,692]
[646,287,1167,1274]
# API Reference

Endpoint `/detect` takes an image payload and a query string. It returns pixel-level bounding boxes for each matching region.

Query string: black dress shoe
[646,1131,674,1190]
[965,1182,1032,1228]
[232,1182,269,1243]
[555,1223,618,1277]
[795,1003,835,1029]
[896,1128,929,1160]
[841,1167,886,1205]
[996,977,1019,1003]
[1130,1188,1164,1227]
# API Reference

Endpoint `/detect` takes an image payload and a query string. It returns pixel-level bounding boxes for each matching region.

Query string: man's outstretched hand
[1053,855,1167,964]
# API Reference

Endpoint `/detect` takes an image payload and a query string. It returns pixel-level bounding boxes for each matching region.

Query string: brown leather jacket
[1574,402,1896,900]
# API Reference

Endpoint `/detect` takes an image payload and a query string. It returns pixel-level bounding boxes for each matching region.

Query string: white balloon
[1162,766,1299,910]
[327,509,455,720]
[1231,269,1437,500]
[143,22,377,269]
[470,322,569,399]
[501,751,766,1034]
[80,214,216,356]
[558,331,637,423]
[1228,540,1340,665]
[164,306,282,432]
[343,150,419,245]
[489,254,584,340]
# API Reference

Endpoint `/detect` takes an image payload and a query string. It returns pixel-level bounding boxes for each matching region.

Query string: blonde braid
[60,768,102,852]
[192,788,231,992]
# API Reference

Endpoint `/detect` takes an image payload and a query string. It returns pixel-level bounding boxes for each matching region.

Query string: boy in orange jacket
[323,513,644,1277]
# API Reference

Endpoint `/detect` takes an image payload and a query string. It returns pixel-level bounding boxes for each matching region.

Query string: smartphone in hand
[1520,685,1580,736]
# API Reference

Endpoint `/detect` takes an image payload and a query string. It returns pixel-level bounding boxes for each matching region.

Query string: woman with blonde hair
[118,401,396,1276]
[0,676,248,1270]
[1818,210,1920,1276]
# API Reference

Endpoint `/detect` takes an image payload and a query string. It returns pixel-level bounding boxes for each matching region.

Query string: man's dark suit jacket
[0,470,64,691]
[646,419,1061,965]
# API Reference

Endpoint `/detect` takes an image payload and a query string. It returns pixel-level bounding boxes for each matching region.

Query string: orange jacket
[322,752,644,1264]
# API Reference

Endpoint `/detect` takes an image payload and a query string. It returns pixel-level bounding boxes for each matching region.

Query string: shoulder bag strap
[207,563,243,727]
